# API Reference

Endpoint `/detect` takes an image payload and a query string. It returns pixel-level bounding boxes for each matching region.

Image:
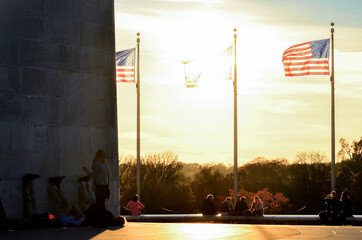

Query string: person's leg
[57,187,69,215]
[23,182,34,218]
[319,211,329,223]
[48,186,61,217]
[0,196,8,226]
[95,190,106,227]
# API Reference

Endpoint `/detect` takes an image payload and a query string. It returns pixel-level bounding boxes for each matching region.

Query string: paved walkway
[1,222,362,240]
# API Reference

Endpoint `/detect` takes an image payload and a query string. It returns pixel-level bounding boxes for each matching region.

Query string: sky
[114,0,362,165]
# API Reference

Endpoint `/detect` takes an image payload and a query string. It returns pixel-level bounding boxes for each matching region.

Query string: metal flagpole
[233,29,238,206]
[330,23,336,191]
[136,33,141,200]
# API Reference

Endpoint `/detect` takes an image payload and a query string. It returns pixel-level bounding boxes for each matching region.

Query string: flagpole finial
[331,23,334,33]
[234,28,237,39]
[137,32,140,36]
[331,22,334,27]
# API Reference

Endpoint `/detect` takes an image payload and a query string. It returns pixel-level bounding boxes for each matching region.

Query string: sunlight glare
[170,223,250,240]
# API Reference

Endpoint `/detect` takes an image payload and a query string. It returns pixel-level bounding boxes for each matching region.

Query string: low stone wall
[124,214,362,225]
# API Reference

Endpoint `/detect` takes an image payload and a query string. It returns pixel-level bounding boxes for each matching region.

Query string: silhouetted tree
[337,137,362,214]
[288,151,330,213]
[191,165,232,211]
[119,152,196,213]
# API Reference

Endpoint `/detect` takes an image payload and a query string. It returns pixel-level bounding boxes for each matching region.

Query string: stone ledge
[124,214,362,225]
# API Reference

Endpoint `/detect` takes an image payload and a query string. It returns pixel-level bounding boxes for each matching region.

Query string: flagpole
[330,23,336,191]
[136,32,141,200]
[233,28,238,206]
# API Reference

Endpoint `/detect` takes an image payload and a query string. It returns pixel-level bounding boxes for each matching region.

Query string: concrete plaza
[1,222,362,240]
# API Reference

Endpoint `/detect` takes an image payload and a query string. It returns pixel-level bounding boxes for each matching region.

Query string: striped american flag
[116,48,135,83]
[282,39,330,77]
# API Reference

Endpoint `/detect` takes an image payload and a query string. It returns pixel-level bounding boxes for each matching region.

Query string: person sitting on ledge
[202,194,217,215]
[220,197,233,216]
[233,196,251,216]
[126,194,145,216]
[319,191,340,225]
[338,191,353,223]
[250,196,264,216]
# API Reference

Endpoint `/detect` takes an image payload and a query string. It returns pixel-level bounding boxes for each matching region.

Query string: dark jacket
[202,198,217,215]
[325,197,340,215]
[234,200,248,214]
[340,196,353,217]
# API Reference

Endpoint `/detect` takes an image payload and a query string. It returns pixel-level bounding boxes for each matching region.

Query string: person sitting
[250,196,264,216]
[126,194,145,216]
[319,191,340,224]
[202,194,217,215]
[220,197,233,216]
[234,196,251,216]
[338,191,353,223]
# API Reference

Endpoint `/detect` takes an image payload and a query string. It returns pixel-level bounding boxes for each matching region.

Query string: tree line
[119,137,362,215]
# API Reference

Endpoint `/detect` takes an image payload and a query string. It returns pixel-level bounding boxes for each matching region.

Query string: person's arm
[83,162,101,178]
[249,202,254,211]
[83,166,93,178]
[138,202,145,210]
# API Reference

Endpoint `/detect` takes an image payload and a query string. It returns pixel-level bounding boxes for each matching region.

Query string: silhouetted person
[339,191,353,223]
[319,191,340,225]
[83,149,110,227]
[234,196,250,216]
[202,194,217,215]
[220,197,233,216]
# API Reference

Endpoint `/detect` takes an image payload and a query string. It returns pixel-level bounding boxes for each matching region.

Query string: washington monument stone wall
[0,0,119,218]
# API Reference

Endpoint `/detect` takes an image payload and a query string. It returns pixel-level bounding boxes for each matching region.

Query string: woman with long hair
[250,196,264,216]
[83,149,110,226]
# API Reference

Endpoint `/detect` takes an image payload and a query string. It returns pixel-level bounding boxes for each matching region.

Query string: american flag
[116,48,135,82]
[282,39,330,77]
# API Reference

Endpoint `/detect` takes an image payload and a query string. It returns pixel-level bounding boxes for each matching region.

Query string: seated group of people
[318,191,353,224]
[202,194,264,216]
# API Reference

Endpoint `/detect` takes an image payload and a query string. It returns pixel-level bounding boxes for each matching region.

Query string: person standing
[83,149,110,227]
[126,194,145,215]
